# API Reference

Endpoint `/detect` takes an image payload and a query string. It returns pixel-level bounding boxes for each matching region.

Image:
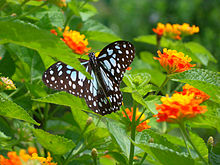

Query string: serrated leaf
[0,21,91,79]
[190,101,220,132]
[107,120,130,158]
[82,19,121,42]
[185,42,217,65]
[33,129,75,155]
[134,142,194,165]
[169,68,220,103]
[0,93,39,125]
[189,131,208,157]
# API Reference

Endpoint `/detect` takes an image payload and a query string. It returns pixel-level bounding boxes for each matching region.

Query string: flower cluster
[51,26,91,55]
[0,77,16,90]
[122,107,151,132]
[177,84,210,102]
[153,23,199,40]
[154,48,196,74]
[155,84,209,123]
[0,147,57,165]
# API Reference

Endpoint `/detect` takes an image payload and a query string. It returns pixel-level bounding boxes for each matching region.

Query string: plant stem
[64,122,91,165]
[139,152,148,165]
[92,157,97,165]
[178,122,208,165]
[179,123,192,157]
[155,76,169,95]
[128,101,137,165]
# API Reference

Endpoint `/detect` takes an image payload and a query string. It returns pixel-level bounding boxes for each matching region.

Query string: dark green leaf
[33,129,75,155]
[0,93,39,125]
[0,21,91,79]
[169,68,220,103]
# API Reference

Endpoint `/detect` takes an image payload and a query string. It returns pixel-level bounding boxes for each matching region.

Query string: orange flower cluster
[153,23,199,40]
[51,26,91,55]
[177,84,210,102]
[35,0,66,7]
[155,84,209,123]
[0,77,16,90]
[122,107,151,132]
[154,48,196,74]
[0,147,57,165]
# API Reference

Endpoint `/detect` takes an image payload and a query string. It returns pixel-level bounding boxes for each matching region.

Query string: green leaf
[189,131,208,157]
[169,68,220,103]
[0,21,91,79]
[36,6,64,28]
[190,101,220,132]
[134,34,170,47]
[185,42,217,65]
[0,93,39,125]
[33,129,75,155]
[134,130,194,165]
[134,142,194,165]
[82,19,121,43]
[107,120,130,158]
[34,91,88,109]
[34,92,95,131]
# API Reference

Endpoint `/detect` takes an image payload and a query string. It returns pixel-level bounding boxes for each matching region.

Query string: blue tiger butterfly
[42,41,135,115]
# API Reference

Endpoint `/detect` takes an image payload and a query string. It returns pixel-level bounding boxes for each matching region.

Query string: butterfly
[42,41,135,115]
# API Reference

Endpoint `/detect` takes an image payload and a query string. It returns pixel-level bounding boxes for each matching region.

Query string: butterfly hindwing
[98,41,135,82]
[42,61,89,98]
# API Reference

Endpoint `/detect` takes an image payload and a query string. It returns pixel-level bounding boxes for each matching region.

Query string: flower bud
[91,148,98,158]
[86,117,93,126]
[207,136,214,146]
[149,138,154,143]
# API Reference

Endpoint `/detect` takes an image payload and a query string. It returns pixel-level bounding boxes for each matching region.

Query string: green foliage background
[0,0,219,165]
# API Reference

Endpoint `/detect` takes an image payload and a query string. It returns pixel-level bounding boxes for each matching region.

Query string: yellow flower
[154,48,196,74]
[0,77,16,90]
[0,148,57,165]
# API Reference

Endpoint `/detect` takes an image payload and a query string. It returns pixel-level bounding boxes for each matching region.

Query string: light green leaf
[185,42,217,65]
[189,131,208,157]
[0,21,91,79]
[169,68,220,103]
[34,91,88,109]
[82,19,121,42]
[190,101,220,132]
[0,93,39,125]
[107,120,130,158]
[33,129,75,155]
[134,34,170,47]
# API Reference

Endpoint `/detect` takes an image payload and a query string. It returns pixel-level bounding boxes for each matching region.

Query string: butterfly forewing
[42,60,89,98]
[98,41,135,82]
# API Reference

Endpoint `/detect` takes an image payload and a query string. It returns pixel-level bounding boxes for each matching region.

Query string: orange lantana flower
[177,84,210,102]
[0,148,57,165]
[51,26,91,55]
[155,92,207,123]
[123,107,151,132]
[154,48,196,74]
[153,23,199,40]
